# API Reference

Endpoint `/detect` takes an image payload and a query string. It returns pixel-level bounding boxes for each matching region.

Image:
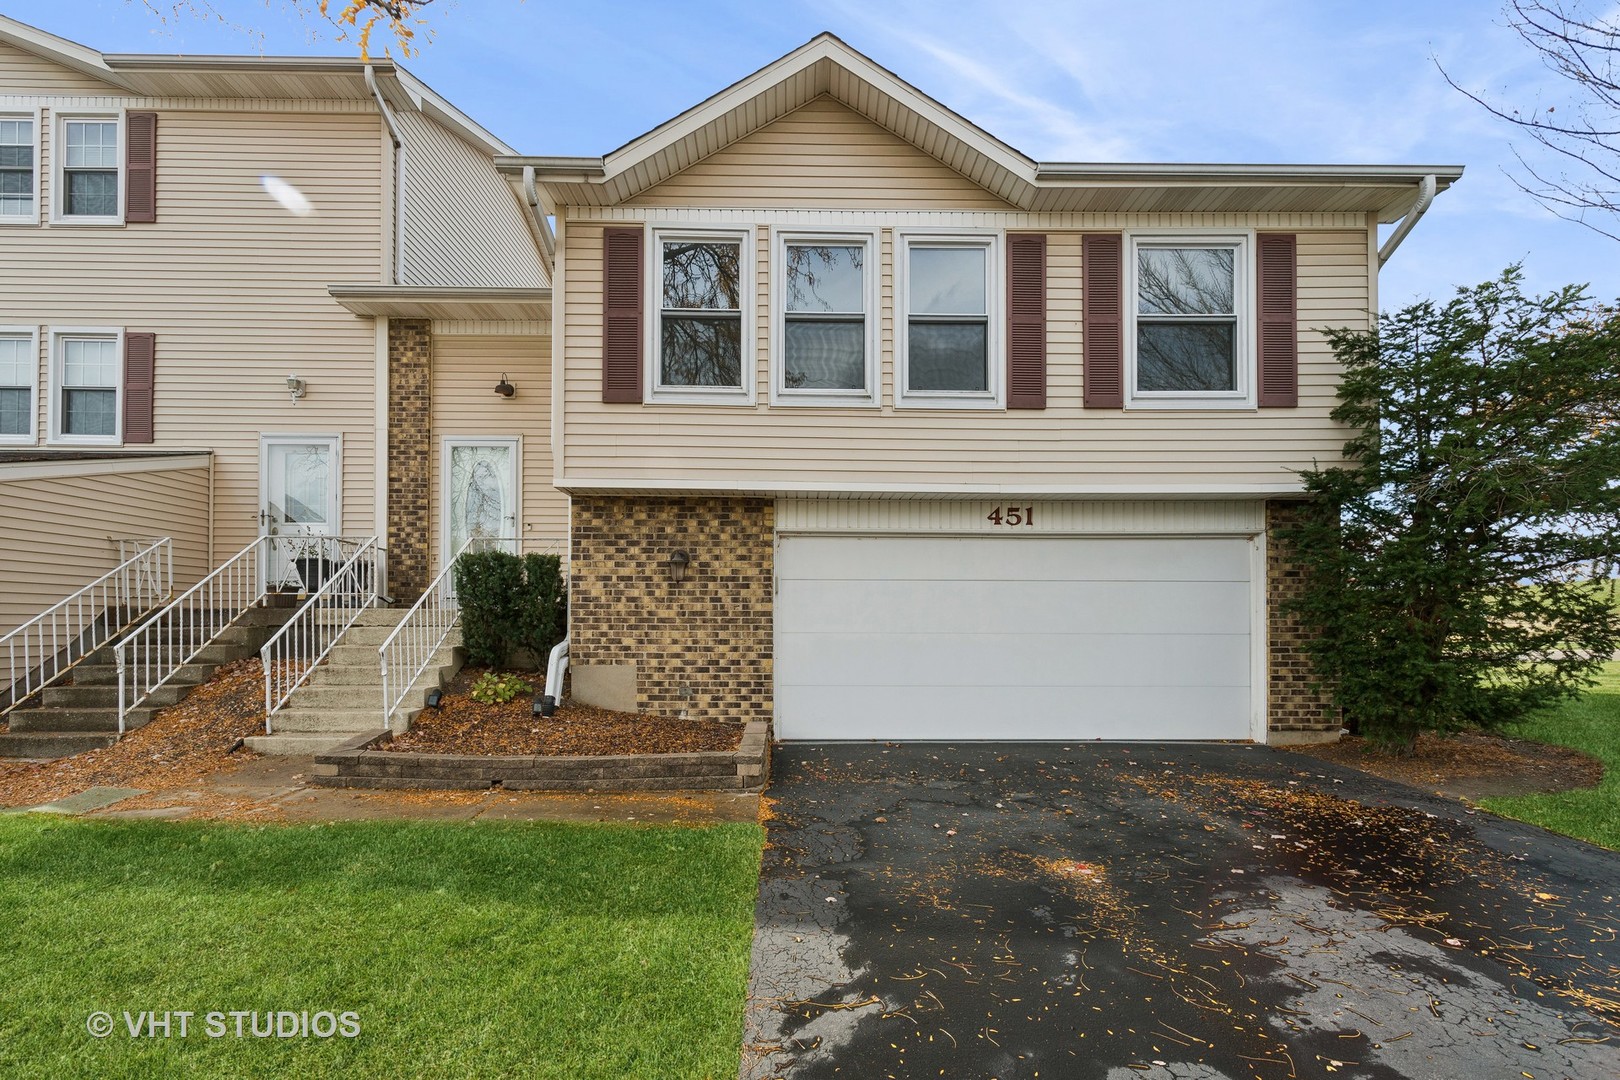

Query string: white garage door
[775,535,1254,741]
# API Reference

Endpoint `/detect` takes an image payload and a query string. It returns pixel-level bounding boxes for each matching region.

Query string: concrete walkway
[744,743,1620,1080]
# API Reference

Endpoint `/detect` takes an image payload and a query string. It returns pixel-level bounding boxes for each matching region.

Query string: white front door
[260,434,341,588]
[443,437,519,563]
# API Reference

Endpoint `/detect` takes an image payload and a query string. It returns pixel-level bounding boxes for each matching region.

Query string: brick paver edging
[308,721,770,793]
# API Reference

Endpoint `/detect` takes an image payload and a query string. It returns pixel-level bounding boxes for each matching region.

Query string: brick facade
[386,318,432,602]
[570,495,774,727]
[1265,499,1340,742]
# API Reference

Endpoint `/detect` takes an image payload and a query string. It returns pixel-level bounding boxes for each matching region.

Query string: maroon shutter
[125,112,157,224]
[1006,233,1047,409]
[1082,233,1124,408]
[1256,233,1298,407]
[123,333,155,444]
[601,227,644,403]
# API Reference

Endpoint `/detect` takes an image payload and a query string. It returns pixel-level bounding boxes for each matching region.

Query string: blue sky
[9,0,1619,308]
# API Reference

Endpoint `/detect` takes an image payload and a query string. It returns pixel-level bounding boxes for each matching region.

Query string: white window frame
[0,325,39,444]
[646,225,756,406]
[51,111,124,226]
[1125,231,1254,409]
[895,230,1002,409]
[770,229,880,407]
[47,327,123,446]
[0,110,41,225]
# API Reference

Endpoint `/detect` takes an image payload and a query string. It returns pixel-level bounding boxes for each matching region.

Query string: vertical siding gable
[625,96,1018,210]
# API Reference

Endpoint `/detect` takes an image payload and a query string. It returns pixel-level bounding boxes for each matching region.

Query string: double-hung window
[651,229,752,402]
[56,116,121,223]
[0,330,36,443]
[50,330,122,443]
[775,232,876,404]
[1127,234,1251,406]
[0,117,37,222]
[897,233,1000,407]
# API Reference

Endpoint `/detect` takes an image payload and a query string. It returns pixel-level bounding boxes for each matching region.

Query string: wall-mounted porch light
[668,549,691,585]
[494,373,516,397]
[286,375,307,403]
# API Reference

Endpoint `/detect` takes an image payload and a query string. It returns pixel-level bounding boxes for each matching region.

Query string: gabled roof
[0,14,513,156]
[500,33,1462,222]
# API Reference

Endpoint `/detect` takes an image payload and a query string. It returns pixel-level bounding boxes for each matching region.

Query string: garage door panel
[777,631,1250,689]
[776,683,1252,741]
[778,535,1251,583]
[779,579,1251,636]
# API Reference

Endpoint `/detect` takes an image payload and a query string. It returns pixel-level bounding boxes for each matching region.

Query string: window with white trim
[0,330,35,442]
[1127,234,1252,406]
[897,233,1000,407]
[0,117,37,222]
[55,116,121,223]
[774,232,877,404]
[50,331,121,443]
[650,228,752,401]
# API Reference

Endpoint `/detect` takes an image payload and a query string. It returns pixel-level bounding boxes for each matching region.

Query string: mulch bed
[1284,730,1603,800]
[0,657,267,809]
[382,667,743,757]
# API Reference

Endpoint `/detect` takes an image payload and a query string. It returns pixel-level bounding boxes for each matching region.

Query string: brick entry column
[1265,499,1340,743]
[386,318,431,602]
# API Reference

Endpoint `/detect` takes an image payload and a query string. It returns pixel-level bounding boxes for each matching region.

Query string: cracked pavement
[740,743,1620,1080]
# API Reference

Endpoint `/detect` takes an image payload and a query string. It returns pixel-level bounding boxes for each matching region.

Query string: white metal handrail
[262,536,380,729]
[2,537,172,715]
[115,533,370,735]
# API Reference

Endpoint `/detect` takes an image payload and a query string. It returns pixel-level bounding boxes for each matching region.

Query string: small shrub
[468,671,533,705]
[454,550,569,668]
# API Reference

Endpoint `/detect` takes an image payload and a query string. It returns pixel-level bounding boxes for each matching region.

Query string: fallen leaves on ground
[1285,731,1602,799]
[0,658,268,809]
[383,667,742,756]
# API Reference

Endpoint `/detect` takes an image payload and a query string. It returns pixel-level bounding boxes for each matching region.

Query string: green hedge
[453,550,567,668]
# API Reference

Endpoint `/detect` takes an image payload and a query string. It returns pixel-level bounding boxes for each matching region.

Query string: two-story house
[0,14,566,652]
[504,35,1459,746]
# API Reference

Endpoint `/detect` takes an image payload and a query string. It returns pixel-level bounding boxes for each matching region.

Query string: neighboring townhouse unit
[0,15,565,649]
[503,35,1461,745]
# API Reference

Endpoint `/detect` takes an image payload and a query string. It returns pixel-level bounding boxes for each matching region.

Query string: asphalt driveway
[741,743,1620,1080]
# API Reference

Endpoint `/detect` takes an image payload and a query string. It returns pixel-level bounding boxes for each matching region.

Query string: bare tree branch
[136,0,439,58]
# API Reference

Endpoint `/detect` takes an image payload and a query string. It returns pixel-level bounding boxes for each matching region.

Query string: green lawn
[0,817,763,1079]
[1483,660,1620,850]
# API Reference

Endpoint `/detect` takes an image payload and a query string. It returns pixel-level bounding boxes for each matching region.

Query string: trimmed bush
[454,550,567,668]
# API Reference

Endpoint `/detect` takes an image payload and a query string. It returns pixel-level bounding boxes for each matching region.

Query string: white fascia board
[0,14,130,88]
[554,477,1308,499]
[390,65,517,156]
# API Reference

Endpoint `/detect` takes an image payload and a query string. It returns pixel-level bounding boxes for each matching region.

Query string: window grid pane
[62,388,116,437]
[785,244,865,314]
[660,314,743,388]
[0,336,30,386]
[1137,321,1237,392]
[64,170,117,217]
[0,386,27,435]
[62,338,118,387]
[661,241,741,311]
[908,320,989,392]
[0,119,33,216]
[784,318,865,390]
[1137,247,1235,316]
[909,246,987,315]
[64,121,118,168]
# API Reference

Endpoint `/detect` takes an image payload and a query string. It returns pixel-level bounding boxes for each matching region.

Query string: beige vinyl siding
[626,97,1016,210]
[0,461,211,641]
[396,108,548,289]
[0,40,121,95]
[427,333,566,576]
[559,220,1367,492]
[3,105,386,557]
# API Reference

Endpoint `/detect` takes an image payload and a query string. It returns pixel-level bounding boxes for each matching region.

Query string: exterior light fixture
[668,549,690,585]
[494,373,515,397]
[286,375,307,402]
[425,688,443,709]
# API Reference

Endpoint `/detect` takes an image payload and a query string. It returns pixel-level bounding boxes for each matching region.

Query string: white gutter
[522,165,556,261]
[365,64,406,285]
[1377,174,1437,268]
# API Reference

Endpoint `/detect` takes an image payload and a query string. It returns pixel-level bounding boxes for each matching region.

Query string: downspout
[523,165,557,262]
[365,64,405,284]
[1376,174,1437,268]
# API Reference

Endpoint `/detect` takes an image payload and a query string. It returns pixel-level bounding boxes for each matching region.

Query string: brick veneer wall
[1266,499,1340,740]
[387,318,431,602]
[570,495,774,727]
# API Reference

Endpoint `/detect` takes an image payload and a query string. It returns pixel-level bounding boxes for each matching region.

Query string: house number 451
[986,505,1035,527]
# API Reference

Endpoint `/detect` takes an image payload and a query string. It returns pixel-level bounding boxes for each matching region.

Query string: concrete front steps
[0,607,296,760]
[244,608,461,757]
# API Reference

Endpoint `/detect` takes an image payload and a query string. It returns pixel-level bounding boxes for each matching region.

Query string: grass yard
[0,816,763,1079]
[1483,660,1620,850]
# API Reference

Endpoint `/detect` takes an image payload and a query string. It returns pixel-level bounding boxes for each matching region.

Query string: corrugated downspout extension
[1377,174,1437,268]
[365,64,406,284]
[540,636,569,716]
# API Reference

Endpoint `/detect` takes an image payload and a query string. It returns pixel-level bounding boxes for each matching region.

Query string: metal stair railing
[2,537,171,716]
[262,536,380,730]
